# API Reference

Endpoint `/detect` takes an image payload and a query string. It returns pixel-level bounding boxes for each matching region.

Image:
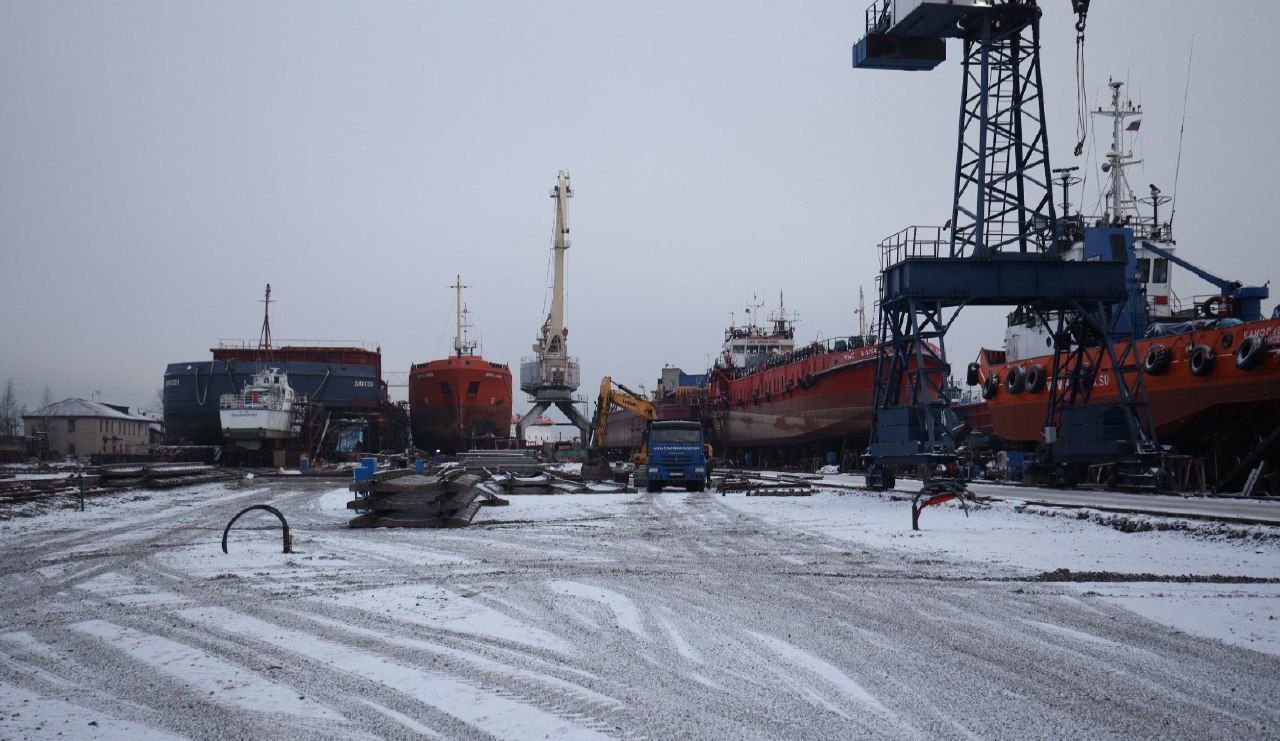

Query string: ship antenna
[858,286,867,338]
[257,283,273,359]
[1052,166,1081,217]
[1170,37,1194,231]
[450,274,471,357]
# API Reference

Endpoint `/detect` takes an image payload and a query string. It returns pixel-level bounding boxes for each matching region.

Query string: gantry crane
[853,0,1163,497]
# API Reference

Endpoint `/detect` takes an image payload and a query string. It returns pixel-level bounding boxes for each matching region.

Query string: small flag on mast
[1126,119,1142,131]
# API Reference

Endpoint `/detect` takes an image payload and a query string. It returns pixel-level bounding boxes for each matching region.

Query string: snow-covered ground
[1,477,1278,738]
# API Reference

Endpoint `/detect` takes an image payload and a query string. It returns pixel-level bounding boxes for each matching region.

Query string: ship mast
[257,283,273,355]
[858,286,867,338]
[1094,80,1143,224]
[450,274,472,357]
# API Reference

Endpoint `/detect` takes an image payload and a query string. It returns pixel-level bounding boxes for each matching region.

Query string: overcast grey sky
[3,1,1279,417]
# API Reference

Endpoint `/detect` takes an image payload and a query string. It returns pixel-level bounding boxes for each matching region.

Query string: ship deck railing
[218,393,308,411]
[727,335,878,380]
[1073,213,1174,243]
[215,339,380,352]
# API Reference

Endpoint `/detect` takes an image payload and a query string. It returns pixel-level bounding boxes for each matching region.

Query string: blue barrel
[299,456,310,473]
[826,451,838,466]
[414,458,426,474]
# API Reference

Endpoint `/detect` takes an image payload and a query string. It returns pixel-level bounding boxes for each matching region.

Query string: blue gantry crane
[853,0,1164,504]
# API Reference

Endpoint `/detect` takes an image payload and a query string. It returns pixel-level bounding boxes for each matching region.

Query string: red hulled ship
[957,82,1279,489]
[706,294,920,465]
[408,277,512,453]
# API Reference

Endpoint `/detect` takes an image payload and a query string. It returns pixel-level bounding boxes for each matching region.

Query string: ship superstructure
[219,367,305,449]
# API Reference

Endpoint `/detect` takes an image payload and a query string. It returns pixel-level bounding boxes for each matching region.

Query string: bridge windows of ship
[439,381,453,398]
[466,381,480,396]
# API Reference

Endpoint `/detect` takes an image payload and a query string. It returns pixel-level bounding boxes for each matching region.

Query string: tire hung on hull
[1188,344,1215,377]
[1234,336,1269,371]
[1004,366,1026,394]
[982,372,1000,400]
[1144,344,1171,375]
[1024,364,1046,393]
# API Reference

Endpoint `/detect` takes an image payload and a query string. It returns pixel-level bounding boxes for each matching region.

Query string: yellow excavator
[589,376,713,491]
[590,376,656,463]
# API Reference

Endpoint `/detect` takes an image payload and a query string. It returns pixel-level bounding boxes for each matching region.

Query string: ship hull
[408,356,513,453]
[713,346,880,448]
[220,409,297,443]
[163,347,402,451]
[958,319,1280,451]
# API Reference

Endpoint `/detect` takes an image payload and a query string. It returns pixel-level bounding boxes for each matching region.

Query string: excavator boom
[591,376,656,450]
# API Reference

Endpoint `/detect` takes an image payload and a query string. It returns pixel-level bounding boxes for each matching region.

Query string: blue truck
[642,420,711,492]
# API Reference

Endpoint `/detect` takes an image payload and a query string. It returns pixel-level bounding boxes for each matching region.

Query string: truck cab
[643,420,711,492]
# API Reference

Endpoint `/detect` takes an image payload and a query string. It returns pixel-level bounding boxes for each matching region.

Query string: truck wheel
[646,482,661,493]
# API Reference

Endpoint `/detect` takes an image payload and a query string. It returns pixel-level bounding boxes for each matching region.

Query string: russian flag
[1126,119,1142,131]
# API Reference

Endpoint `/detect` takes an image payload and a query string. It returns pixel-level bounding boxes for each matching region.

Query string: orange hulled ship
[956,82,1279,489]
[408,276,512,453]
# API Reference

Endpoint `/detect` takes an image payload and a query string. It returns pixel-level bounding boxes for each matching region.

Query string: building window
[67,419,76,432]
[1152,258,1169,284]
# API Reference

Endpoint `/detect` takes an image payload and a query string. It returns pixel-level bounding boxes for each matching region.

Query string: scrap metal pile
[347,467,510,528]
[713,470,816,497]
[0,463,237,508]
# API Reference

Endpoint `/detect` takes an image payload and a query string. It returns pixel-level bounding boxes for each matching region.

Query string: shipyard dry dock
[2,476,1279,738]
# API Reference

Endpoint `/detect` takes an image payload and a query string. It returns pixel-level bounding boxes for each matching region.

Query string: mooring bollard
[221,504,292,554]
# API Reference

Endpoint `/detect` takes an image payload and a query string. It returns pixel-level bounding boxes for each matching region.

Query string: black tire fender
[1235,336,1269,371]
[966,362,981,386]
[1188,344,1215,377]
[1024,364,1046,393]
[982,372,1000,400]
[1143,344,1171,375]
[1004,365,1026,394]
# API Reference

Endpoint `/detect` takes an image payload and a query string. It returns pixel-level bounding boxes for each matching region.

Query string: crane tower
[517,170,592,445]
[853,0,1162,492]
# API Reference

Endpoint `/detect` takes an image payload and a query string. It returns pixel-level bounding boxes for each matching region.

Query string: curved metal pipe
[221,504,292,554]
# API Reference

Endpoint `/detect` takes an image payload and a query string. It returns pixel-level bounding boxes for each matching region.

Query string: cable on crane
[1071,0,1091,157]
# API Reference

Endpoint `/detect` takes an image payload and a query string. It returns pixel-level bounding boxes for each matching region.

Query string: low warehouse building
[24,399,153,457]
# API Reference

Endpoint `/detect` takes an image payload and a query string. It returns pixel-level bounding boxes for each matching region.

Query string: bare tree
[41,383,53,408]
[0,379,18,437]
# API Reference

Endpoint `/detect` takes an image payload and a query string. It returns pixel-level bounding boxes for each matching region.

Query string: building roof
[23,398,154,422]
